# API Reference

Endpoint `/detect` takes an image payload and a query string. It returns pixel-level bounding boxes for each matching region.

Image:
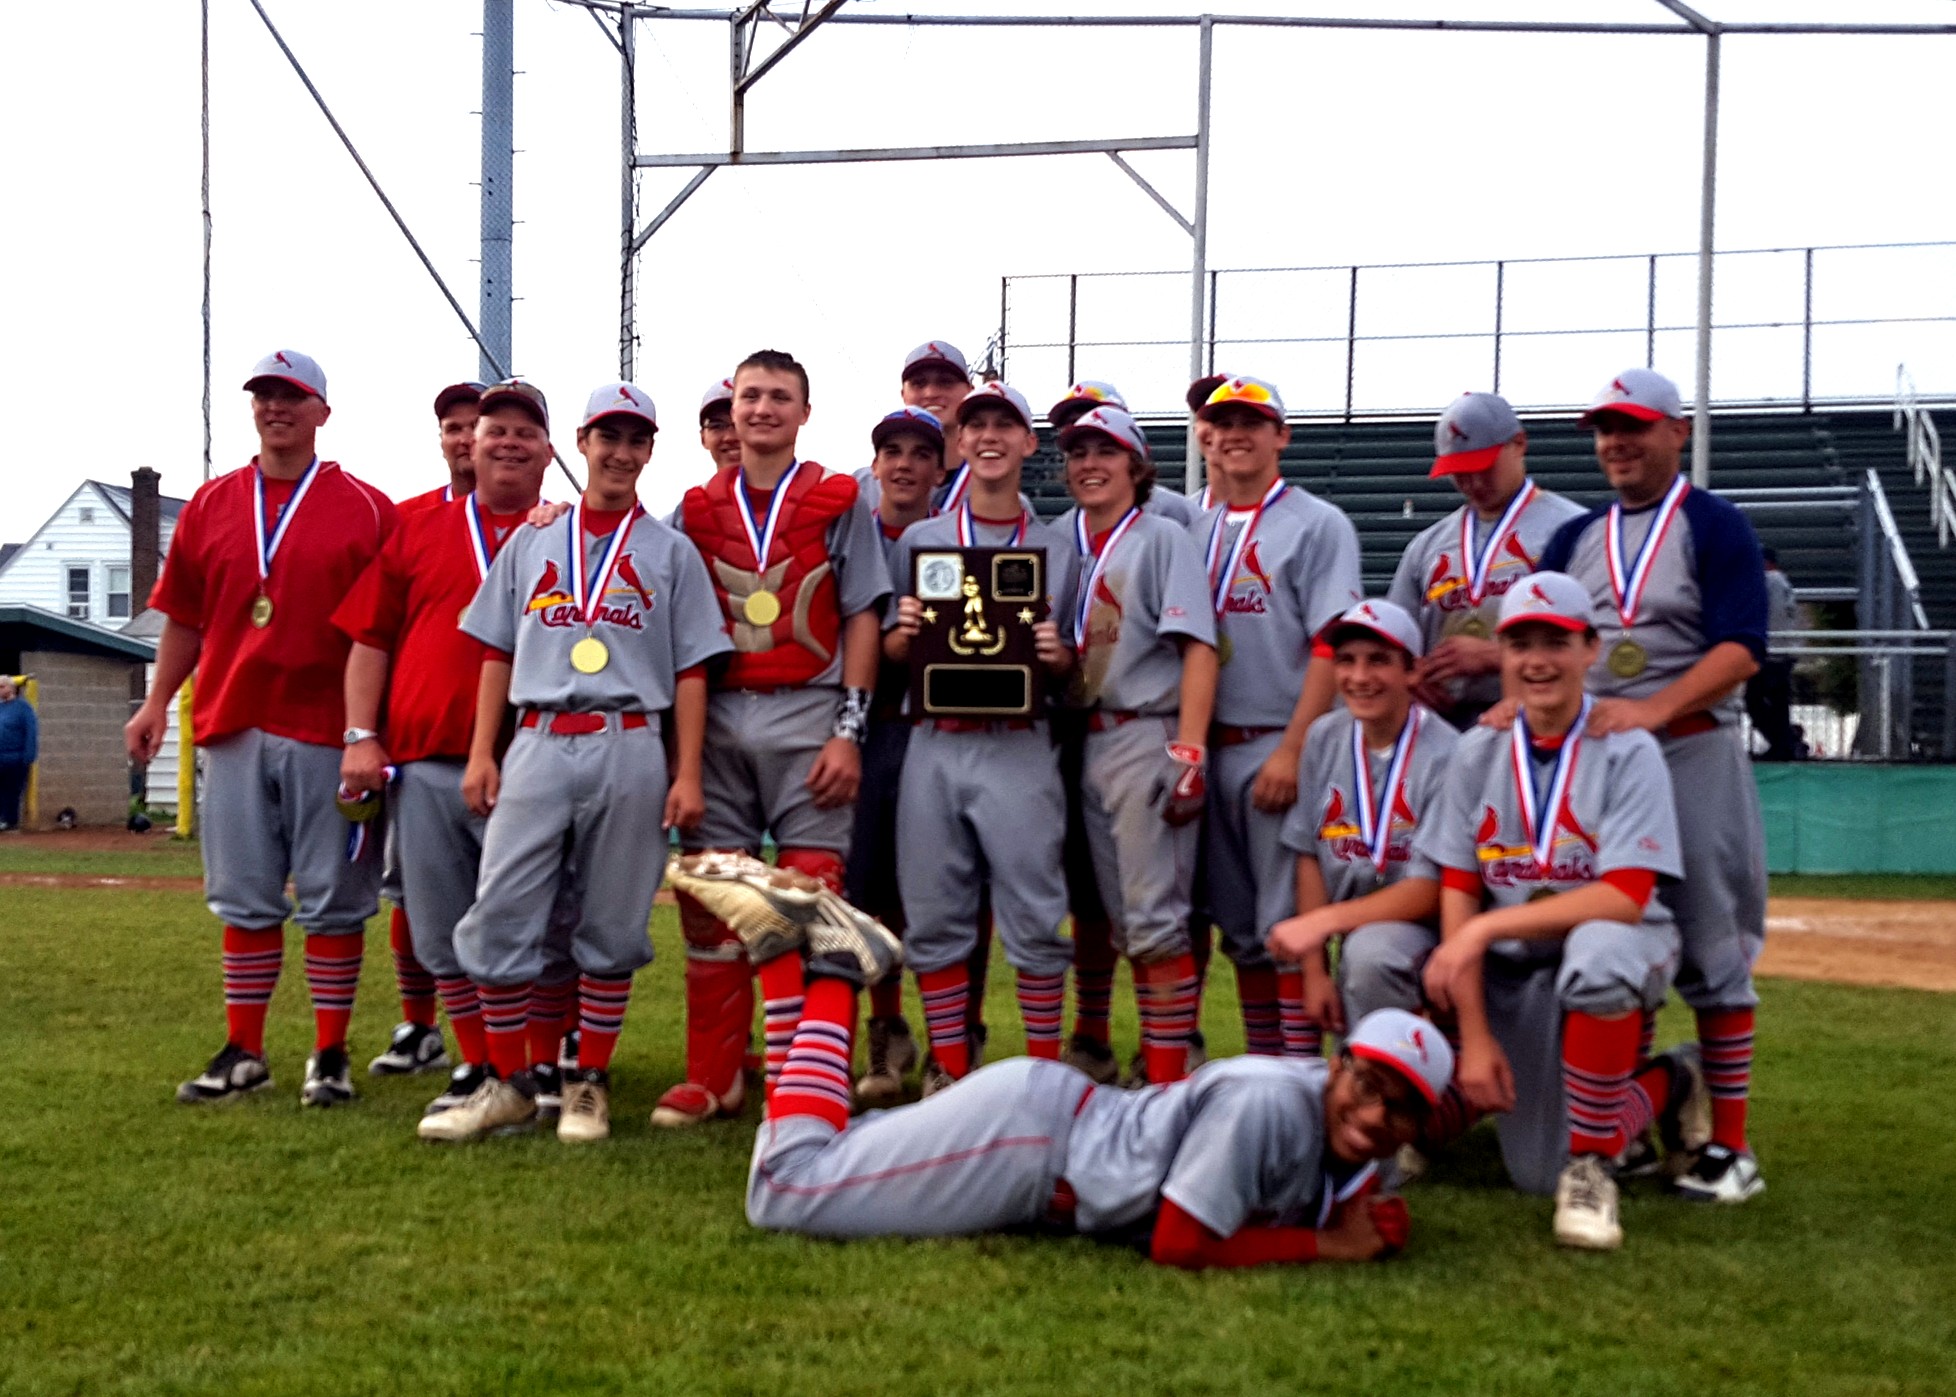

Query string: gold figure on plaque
[948,575,1007,657]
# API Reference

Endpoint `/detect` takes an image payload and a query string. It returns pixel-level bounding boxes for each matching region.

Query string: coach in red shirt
[127,349,398,1109]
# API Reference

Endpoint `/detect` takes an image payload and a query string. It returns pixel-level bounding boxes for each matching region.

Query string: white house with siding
[0,480,183,625]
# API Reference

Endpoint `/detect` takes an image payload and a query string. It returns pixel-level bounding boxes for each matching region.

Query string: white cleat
[1554,1155,1623,1251]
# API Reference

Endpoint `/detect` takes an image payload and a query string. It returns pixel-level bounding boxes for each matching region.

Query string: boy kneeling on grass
[672,851,1451,1269]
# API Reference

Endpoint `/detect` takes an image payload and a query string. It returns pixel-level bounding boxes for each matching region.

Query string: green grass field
[2,863,1953,1395]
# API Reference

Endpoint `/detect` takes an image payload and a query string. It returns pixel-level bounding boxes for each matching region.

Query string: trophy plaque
[909,547,1047,717]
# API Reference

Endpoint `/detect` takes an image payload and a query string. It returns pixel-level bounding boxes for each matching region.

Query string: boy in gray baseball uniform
[1268,600,1458,1063]
[1388,392,1586,729]
[1538,367,1769,1205]
[1193,377,1364,1060]
[884,383,1081,1089]
[848,406,946,1106]
[733,868,1450,1268]
[1052,406,1217,1084]
[1417,572,1707,1250]
[422,381,730,1145]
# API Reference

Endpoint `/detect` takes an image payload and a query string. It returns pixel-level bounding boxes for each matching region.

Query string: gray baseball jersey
[1146,489,1199,528]
[1386,486,1587,717]
[1281,705,1457,903]
[1538,483,1769,724]
[462,508,730,710]
[1053,506,1215,713]
[1197,487,1364,729]
[746,1053,1371,1241]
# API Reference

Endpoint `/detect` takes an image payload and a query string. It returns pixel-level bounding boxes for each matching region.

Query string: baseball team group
[123,333,1769,1269]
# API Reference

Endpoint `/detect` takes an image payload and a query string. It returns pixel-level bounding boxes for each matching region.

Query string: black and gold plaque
[910,547,1047,717]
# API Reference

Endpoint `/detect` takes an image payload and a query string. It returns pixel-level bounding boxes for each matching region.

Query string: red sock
[869,977,904,1020]
[1638,1007,1658,1064]
[1237,966,1281,1055]
[528,979,577,1067]
[1017,970,1066,1058]
[1071,914,1116,1045]
[389,907,437,1027]
[302,931,363,1053]
[576,973,631,1073]
[757,952,806,1102]
[221,924,283,1056]
[436,975,486,1067]
[1697,1006,1754,1152]
[480,982,533,1078]
[1624,1056,1674,1143]
[1274,968,1324,1057]
[917,965,972,1079]
[772,976,857,1130]
[1136,953,1198,1083]
[1562,1010,1642,1157]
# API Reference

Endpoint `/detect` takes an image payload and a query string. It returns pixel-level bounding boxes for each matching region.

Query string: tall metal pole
[201,0,212,481]
[1185,15,1213,500]
[620,9,637,379]
[1691,31,1720,487]
[480,0,515,382]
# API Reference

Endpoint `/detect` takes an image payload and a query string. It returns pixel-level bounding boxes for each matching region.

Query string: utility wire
[242,0,581,489]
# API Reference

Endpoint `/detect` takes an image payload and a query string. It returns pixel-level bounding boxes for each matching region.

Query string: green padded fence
[1755,764,1956,874]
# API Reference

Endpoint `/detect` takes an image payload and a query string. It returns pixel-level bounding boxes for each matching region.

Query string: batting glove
[1160,742,1207,826]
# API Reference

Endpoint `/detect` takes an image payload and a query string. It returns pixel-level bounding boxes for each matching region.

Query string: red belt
[1211,724,1283,747]
[519,710,650,736]
[1084,710,1142,733]
[1659,710,1718,740]
[926,718,1038,733]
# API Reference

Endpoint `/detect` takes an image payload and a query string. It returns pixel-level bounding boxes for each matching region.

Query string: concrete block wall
[19,649,139,828]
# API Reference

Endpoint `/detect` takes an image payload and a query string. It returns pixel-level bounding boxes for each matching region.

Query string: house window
[66,566,90,620]
[78,506,95,524]
[107,564,131,620]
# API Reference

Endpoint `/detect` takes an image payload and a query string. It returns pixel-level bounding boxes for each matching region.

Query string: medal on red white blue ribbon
[1510,696,1592,877]
[1460,478,1537,608]
[1603,475,1688,679]
[249,455,322,628]
[1072,506,1141,648]
[734,464,794,626]
[957,502,1030,547]
[1204,477,1285,665]
[565,498,639,674]
[1352,708,1421,873]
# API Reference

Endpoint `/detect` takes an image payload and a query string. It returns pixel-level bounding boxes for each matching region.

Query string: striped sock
[772,978,856,1130]
[1562,1010,1642,1158]
[1136,953,1198,1083]
[757,953,806,1103]
[1236,966,1282,1055]
[529,978,578,1067]
[1017,970,1066,1059]
[1638,1007,1658,1064]
[1698,1006,1755,1152]
[480,982,533,1078]
[436,975,486,1066]
[917,966,971,1079]
[1071,914,1116,1045]
[389,907,437,1028]
[302,932,363,1053]
[1623,1056,1675,1145]
[1274,968,1324,1057]
[221,925,283,1057]
[576,974,632,1073]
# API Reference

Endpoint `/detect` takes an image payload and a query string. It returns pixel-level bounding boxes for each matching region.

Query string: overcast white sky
[3,0,1952,533]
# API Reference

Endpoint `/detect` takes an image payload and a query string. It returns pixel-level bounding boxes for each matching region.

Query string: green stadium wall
[1756,765,1956,874]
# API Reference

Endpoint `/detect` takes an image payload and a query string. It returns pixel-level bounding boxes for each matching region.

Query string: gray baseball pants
[1080,715,1196,962]
[1655,725,1765,1010]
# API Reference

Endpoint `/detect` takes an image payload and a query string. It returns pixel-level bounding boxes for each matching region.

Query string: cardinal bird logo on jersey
[1475,803,1501,845]
[1503,532,1533,566]
[1318,787,1357,841]
[526,559,571,612]
[615,552,656,609]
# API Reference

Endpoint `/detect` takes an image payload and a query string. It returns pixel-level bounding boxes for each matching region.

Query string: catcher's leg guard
[654,880,753,1128]
[774,847,845,894]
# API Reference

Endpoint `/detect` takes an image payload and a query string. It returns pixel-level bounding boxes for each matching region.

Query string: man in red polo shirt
[334,379,555,1117]
[127,349,398,1108]
[366,378,489,1080]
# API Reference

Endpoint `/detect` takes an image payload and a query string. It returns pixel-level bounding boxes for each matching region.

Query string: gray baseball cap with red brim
[1579,367,1684,426]
[1431,392,1523,477]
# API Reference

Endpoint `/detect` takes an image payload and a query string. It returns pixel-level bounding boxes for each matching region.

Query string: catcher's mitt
[666,852,824,964]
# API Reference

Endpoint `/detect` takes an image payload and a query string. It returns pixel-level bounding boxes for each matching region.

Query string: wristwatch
[343,727,380,747]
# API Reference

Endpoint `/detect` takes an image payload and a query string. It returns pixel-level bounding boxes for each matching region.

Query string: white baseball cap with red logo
[1345,1008,1454,1107]
[1496,570,1596,634]
[699,377,734,420]
[1057,405,1150,460]
[902,341,970,381]
[954,381,1034,430]
[1579,367,1685,426]
[580,382,658,431]
[243,349,328,403]
[1320,598,1425,659]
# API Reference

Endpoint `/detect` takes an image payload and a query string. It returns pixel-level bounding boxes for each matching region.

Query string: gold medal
[1607,639,1648,679]
[743,589,782,626]
[1217,633,1235,666]
[250,594,274,629]
[1458,616,1491,640]
[570,636,610,674]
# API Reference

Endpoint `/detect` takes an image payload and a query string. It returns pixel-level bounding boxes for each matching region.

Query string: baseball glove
[666,851,825,964]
